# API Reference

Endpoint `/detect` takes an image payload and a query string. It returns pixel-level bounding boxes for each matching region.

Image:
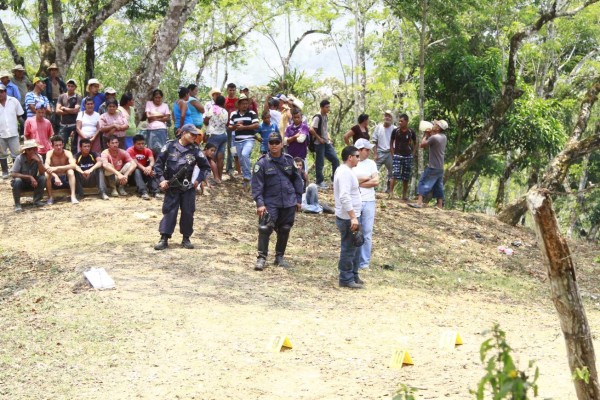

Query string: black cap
[268,132,282,142]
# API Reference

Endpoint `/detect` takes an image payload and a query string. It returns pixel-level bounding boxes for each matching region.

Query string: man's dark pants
[129,169,158,195]
[336,217,360,285]
[257,205,296,260]
[12,176,47,205]
[75,169,107,197]
[159,188,195,238]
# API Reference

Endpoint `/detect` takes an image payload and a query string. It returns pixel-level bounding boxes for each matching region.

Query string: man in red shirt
[223,82,239,176]
[24,103,54,162]
[102,135,135,196]
[127,134,159,200]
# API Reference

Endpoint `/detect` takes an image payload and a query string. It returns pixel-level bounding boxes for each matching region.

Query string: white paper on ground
[84,267,116,290]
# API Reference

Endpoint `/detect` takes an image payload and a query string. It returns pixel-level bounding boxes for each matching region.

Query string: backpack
[308,114,322,153]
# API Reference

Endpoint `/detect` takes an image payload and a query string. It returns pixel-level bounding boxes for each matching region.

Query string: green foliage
[473,324,539,400]
[573,366,590,384]
[393,384,417,400]
[267,68,318,100]
[125,0,170,21]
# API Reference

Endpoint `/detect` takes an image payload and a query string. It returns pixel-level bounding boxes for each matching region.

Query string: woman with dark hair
[343,113,370,145]
[144,89,170,157]
[173,87,193,135]
[118,93,137,137]
[187,84,205,129]
[204,94,228,182]
[99,98,129,149]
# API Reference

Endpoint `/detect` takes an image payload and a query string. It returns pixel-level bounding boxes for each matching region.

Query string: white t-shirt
[0,97,24,138]
[371,123,396,152]
[76,111,100,138]
[269,109,282,127]
[353,159,378,202]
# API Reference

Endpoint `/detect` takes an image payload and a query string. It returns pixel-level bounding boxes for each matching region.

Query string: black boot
[0,158,8,178]
[154,234,169,250]
[181,236,194,249]
[255,231,270,271]
[274,230,290,268]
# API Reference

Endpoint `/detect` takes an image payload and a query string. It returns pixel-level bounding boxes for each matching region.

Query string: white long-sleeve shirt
[334,164,362,219]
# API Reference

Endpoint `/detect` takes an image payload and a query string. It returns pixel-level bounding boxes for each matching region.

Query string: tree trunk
[124,0,200,121]
[495,152,527,212]
[353,0,367,114]
[0,17,25,67]
[38,0,56,74]
[51,0,67,74]
[445,1,598,181]
[589,223,599,242]
[85,36,95,89]
[499,78,600,225]
[414,0,427,196]
[567,155,589,238]
[462,170,480,201]
[527,189,600,399]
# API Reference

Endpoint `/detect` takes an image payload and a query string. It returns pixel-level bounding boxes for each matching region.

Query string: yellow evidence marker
[389,349,414,369]
[268,335,293,352]
[438,330,463,351]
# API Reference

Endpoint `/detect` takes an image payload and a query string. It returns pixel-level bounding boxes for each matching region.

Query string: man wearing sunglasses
[251,132,304,271]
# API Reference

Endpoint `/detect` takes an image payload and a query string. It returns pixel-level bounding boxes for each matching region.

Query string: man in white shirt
[353,139,379,270]
[0,83,25,178]
[371,110,395,192]
[334,145,364,289]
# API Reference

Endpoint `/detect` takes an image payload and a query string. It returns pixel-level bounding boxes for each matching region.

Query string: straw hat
[21,139,41,152]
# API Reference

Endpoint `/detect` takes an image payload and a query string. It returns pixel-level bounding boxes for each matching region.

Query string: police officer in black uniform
[154,124,211,250]
[251,132,304,270]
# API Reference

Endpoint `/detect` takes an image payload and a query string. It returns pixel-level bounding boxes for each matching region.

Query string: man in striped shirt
[228,94,259,188]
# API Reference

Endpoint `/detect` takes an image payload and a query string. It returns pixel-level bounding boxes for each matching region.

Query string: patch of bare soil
[0,176,599,399]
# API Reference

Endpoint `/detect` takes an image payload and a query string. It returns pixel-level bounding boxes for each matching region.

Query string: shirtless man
[44,135,78,204]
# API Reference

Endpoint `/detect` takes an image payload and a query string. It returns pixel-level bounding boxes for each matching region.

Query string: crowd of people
[0,63,449,288]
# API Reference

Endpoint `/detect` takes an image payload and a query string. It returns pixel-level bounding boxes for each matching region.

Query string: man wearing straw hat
[44,63,67,135]
[0,71,21,102]
[11,139,47,212]
[82,78,106,112]
[10,65,30,107]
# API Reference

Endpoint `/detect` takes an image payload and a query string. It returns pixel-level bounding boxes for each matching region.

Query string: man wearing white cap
[0,83,25,178]
[10,65,30,106]
[0,71,21,102]
[81,78,106,112]
[371,110,395,192]
[352,138,379,270]
[409,119,448,209]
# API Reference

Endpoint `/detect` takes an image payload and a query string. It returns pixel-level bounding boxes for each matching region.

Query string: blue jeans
[336,217,360,285]
[359,200,375,268]
[417,167,444,199]
[207,133,227,154]
[315,142,339,184]
[235,139,254,180]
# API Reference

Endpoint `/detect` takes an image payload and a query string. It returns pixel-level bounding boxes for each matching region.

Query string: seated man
[44,135,78,205]
[101,135,135,196]
[294,157,334,214]
[74,138,108,200]
[11,140,47,212]
[127,134,159,200]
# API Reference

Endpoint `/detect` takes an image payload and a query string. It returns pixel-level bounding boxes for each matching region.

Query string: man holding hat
[0,83,25,178]
[352,138,379,270]
[24,77,51,118]
[56,79,82,152]
[251,132,303,271]
[11,139,47,212]
[153,124,211,250]
[10,65,30,107]
[0,71,21,102]
[409,119,448,209]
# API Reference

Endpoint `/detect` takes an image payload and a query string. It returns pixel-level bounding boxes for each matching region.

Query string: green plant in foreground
[573,366,590,384]
[393,384,417,400]
[473,324,539,399]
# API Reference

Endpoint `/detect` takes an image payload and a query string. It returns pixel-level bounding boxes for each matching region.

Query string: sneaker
[1,172,9,179]
[255,258,266,271]
[71,197,80,204]
[14,204,22,212]
[154,193,164,200]
[33,200,46,207]
[110,189,119,197]
[408,203,423,209]
[339,281,364,289]
[317,182,329,190]
[100,192,110,200]
[117,186,127,196]
[46,198,54,205]
[141,192,151,200]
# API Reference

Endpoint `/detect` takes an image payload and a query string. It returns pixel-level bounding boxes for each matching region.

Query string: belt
[60,123,76,127]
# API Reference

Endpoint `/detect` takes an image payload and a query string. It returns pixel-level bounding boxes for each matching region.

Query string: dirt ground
[1,174,599,400]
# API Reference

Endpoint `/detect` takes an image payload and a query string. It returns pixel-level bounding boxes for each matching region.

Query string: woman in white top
[76,97,101,153]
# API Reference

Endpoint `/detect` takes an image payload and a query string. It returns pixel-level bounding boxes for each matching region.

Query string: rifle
[167,154,196,190]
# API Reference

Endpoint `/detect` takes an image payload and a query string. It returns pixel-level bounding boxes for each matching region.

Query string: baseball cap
[268,132,282,142]
[0,84,6,91]
[180,124,200,135]
[66,79,77,86]
[105,87,117,94]
[433,119,449,131]
[354,138,374,150]
[32,77,43,85]
[35,102,46,110]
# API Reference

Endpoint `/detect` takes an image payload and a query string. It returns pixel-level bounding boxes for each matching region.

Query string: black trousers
[158,188,196,238]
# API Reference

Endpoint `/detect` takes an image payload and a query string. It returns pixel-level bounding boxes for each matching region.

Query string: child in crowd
[257,110,279,154]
